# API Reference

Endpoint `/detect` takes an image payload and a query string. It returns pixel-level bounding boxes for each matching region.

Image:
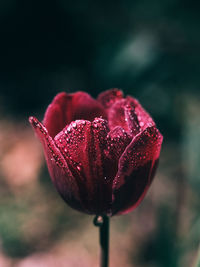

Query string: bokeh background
[0,1,200,266]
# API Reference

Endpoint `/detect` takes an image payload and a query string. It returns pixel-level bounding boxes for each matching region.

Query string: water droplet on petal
[72,122,77,128]
[93,123,98,129]
[65,127,71,134]
[77,165,81,171]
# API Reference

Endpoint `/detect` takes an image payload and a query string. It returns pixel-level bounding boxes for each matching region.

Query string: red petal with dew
[127,96,155,131]
[111,126,163,215]
[29,116,84,212]
[54,118,116,214]
[108,99,141,136]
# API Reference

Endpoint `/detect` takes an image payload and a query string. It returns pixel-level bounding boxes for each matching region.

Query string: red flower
[29,89,163,216]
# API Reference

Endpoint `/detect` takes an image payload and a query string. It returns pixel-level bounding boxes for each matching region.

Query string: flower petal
[54,118,114,214]
[108,99,141,136]
[106,126,132,162]
[43,92,72,139]
[97,88,124,109]
[69,91,107,121]
[29,116,84,212]
[111,126,163,215]
[127,96,155,130]
[43,91,106,138]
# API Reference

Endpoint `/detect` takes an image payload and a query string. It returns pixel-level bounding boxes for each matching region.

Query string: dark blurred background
[0,1,200,266]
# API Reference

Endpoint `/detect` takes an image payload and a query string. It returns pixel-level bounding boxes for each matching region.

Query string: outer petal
[43,91,106,138]
[97,88,124,109]
[111,126,163,215]
[54,118,115,214]
[29,116,85,213]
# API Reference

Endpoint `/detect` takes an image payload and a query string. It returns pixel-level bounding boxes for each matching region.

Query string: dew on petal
[97,88,124,108]
[124,104,140,136]
[72,122,77,128]
[29,89,163,216]
[77,165,82,171]
[65,127,71,134]
[93,123,98,129]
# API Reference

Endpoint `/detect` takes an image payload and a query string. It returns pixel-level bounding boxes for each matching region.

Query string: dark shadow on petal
[112,159,159,215]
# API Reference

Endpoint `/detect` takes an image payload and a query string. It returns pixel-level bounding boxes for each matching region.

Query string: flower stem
[94,215,110,267]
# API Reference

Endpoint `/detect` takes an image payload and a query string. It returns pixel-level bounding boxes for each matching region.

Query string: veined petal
[43,91,106,138]
[54,118,114,214]
[29,116,84,212]
[111,126,163,215]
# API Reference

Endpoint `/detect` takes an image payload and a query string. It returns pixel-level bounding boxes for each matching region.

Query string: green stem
[94,215,110,267]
